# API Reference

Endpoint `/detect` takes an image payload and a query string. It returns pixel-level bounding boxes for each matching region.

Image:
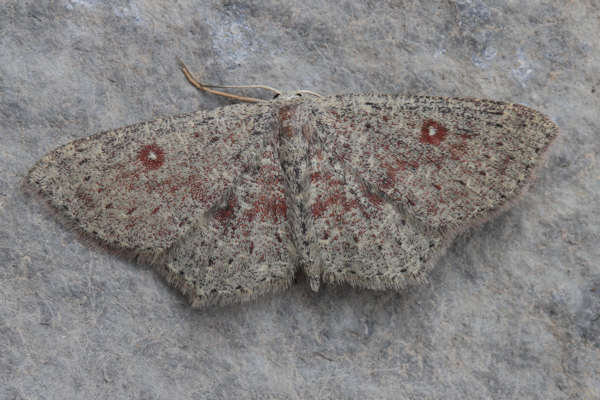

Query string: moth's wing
[160,134,297,307]
[28,103,297,306]
[303,152,443,290]
[302,94,558,289]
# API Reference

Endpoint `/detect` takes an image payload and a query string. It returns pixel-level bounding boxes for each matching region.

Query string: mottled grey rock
[1,0,598,399]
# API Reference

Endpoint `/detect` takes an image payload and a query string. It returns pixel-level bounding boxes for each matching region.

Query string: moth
[28,63,558,307]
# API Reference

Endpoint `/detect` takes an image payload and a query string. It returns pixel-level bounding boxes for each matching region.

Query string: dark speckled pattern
[1,0,598,398]
[28,94,556,307]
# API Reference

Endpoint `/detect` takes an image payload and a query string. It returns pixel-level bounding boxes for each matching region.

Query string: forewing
[312,95,558,234]
[28,102,280,258]
[160,135,296,307]
[299,94,557,288]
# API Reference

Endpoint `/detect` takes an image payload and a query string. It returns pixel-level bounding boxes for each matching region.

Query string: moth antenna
[200,83,281,96]
[179,59,269,103]
[295,89,322,98]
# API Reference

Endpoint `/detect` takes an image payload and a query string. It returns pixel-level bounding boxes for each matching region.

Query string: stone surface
[1,0,598,398]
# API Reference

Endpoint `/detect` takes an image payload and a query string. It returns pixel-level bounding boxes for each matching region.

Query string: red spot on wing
[311,177,359,223]
[449,141,468,161]
[215,197,237,224]
[249,194,287,223]
[310,172,322,182]
[380,159,412,189]
[138,144,165,170]
[364,189,383,208]
[311,196,330,219]
[189,176,211,203]
[235,150,290,225]
[279,106,296,138]
[420,120,448,146]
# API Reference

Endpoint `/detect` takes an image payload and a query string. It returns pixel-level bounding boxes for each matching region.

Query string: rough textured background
[1,1,598,398]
